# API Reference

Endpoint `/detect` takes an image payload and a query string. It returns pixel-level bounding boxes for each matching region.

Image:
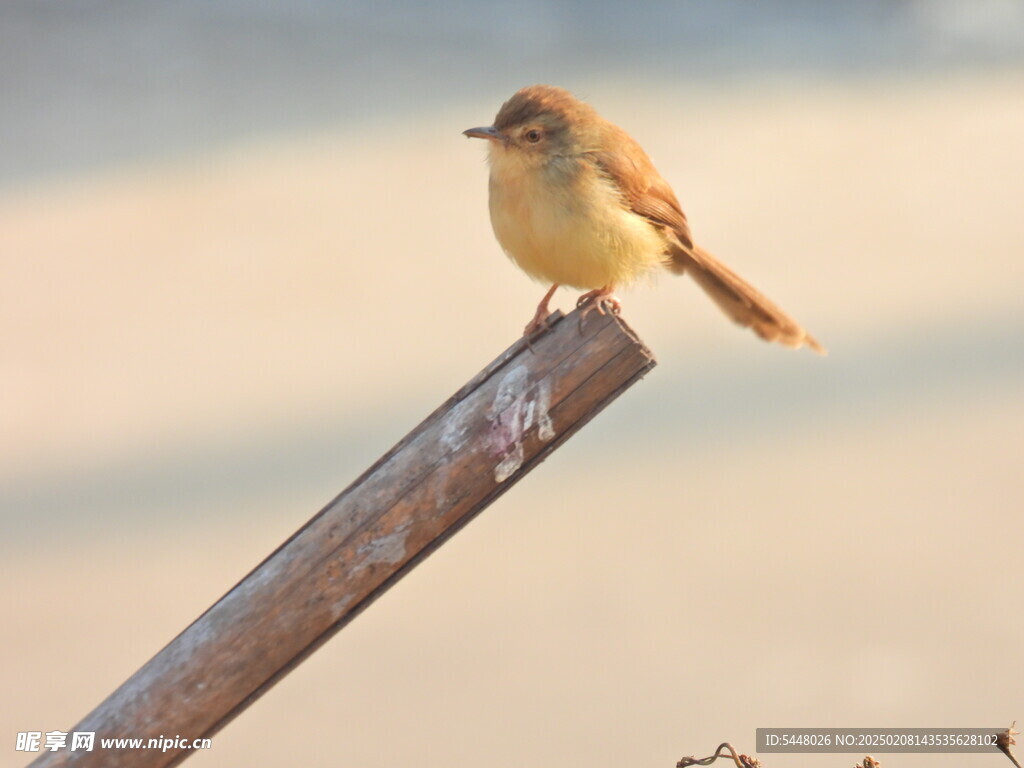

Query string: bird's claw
[522,308,557,352]
[523,311,554,338]
[576,289,622,331]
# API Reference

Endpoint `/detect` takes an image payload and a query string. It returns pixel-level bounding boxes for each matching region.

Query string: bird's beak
[463,125,507,142]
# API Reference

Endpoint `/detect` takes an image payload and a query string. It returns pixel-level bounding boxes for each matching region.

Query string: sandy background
[3,4,1023,768]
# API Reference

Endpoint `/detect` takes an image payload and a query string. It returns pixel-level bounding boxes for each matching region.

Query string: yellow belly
[487,155,668,290]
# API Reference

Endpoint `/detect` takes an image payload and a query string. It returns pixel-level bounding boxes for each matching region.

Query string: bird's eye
[524,129,542,143]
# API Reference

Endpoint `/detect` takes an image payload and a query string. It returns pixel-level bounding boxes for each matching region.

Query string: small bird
[464,85,824,353]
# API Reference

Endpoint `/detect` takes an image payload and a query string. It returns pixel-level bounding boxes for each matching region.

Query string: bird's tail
[671,245,825,354]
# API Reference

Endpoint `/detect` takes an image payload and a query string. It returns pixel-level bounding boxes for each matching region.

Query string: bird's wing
[587,142,695,253]
[588,141,824,354]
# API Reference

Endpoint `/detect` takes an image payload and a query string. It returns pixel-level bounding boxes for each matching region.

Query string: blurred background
[2,1,1022,767]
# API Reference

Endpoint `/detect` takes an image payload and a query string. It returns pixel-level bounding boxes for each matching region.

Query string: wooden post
[31,308,656,768]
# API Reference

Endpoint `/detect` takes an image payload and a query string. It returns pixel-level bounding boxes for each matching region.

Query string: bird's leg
[576,286,622,326]
[524,283,559,337]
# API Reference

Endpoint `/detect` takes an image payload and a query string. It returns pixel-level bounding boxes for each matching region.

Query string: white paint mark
[536,379,555,442]
[440,400,471,452]
[493,441,524,483]
[356,521,412,570]
[488,365,557,483]
[492,365,528,412]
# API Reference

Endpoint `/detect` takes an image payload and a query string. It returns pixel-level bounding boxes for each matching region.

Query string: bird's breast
[486,151,667,289]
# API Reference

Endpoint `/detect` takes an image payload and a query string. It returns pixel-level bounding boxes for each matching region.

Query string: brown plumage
[466,85,824,353]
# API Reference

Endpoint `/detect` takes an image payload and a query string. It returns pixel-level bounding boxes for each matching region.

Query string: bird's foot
[522,284,560,343]
[523,309,555,339]
[576,287,621,328]
[524,313,557,339]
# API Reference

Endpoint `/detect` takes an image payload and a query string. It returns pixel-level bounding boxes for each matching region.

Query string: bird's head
[463,85,596,168]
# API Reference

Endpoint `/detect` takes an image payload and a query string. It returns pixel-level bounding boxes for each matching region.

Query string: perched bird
[464,84,824,353]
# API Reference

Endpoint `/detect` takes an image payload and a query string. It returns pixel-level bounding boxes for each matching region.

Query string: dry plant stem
[677,743,760,768]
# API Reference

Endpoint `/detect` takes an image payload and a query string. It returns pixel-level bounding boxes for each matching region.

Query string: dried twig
[678,743,760,768]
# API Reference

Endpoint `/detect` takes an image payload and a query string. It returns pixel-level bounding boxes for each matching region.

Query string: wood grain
[30,308,656,768]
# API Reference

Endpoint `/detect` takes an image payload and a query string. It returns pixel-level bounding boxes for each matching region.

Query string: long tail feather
[672,245,825,354]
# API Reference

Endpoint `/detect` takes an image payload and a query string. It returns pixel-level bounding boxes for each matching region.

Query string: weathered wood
[31,308,656,768]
